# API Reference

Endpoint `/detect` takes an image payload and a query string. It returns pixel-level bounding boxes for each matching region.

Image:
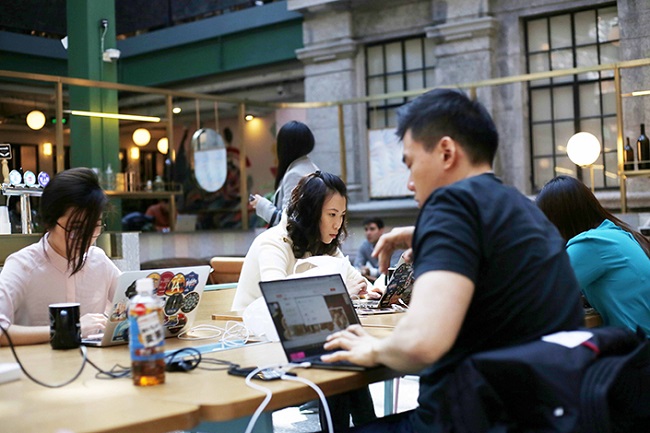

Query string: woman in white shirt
[234,170,380,311]
[235,170,380,429]
[0,168,121,346]
[249,120,319,227]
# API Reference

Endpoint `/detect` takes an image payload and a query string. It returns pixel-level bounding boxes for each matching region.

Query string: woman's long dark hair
[39,167,108,274]
[536,175,650,258]
[286,171,348,258]
[275,121,315,190]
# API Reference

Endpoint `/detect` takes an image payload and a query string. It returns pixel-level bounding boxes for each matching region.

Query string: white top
[0,235,121,328]
[232,215,366,311]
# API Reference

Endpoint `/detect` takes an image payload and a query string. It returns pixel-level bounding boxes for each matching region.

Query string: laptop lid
[258,274,361,364]
[84,265,210,347]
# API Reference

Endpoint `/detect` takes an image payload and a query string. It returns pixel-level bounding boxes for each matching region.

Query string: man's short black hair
[362,217,384,229]
[396,88,499,165]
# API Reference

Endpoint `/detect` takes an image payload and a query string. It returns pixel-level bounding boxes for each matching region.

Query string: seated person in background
[145,199,172,232]
[536,175,650,335]
[233,170,380,431]
[0,168,121,346]
[322,88,583,432]
[353,217,403,283]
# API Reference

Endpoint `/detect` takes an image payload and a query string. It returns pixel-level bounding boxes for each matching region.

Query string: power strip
[0,363,21,384]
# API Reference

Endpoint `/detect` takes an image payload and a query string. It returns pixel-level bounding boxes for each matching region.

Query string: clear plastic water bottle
[104,163,116,191]
[128,278,165,386]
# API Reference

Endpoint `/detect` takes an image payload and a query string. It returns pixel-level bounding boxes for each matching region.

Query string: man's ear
[438,136,458,168]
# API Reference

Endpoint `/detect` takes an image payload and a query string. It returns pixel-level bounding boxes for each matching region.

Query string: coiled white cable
[177,321,250,348]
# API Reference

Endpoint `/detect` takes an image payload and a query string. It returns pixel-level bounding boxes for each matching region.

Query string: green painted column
[67,0,119,174]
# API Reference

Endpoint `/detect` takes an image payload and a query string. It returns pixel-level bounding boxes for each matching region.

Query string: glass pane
[367,77,385,101]
[424,38,436,67]
[600,42,619,64]
[604,151,620,185]
[550,15,572,49]
[404,39,423,70]
[533,124,553,156]
[531,89,552,122]
[534,157,554,191]
[554,121,575,155]
[579,83,601,118]
[386,108,398,129]
[385,42,403,73]
[386,74,404,104]
[601,81,616,115]
[551,48,573,71]
[529,52,550,74]
[367,45,384,75]
[527,18,548,52]
[581,119,603,146]
[369,108,386,129]
[553,86,574,120]
[556,156,577,176]
[575,11,597,45]
[406,71,423,91]
[425,68,436,88]
[576,45,600,80]
[598,6,619,43]
[602,116,617,153]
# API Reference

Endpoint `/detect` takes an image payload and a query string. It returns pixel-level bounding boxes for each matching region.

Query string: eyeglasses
[56,222,106,238]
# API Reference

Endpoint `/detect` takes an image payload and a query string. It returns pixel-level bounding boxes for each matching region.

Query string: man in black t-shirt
[322,89,583,432]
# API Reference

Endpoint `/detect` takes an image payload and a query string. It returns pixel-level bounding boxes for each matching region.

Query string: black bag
[446,327,650,433]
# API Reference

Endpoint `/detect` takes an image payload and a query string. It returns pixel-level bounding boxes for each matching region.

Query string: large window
[366,36,436,129]
[525,5,619,191]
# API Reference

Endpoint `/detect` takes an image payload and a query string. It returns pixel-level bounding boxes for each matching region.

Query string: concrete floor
[272,376,419,433]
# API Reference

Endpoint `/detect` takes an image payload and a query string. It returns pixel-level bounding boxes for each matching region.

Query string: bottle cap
[135,278,155,295]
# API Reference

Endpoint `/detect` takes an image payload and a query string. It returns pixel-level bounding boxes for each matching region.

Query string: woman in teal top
[536,176,650,335]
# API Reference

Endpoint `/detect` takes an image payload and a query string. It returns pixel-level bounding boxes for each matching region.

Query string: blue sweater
[567,219,650,334]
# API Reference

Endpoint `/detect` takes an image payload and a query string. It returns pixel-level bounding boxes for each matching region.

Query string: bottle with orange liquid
[128,278,165,386]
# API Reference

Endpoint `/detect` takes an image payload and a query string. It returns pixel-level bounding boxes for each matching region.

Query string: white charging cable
[243,362,333,433]
[177,321,250,348]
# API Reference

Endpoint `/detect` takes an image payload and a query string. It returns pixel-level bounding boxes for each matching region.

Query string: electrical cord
[0,322,89,388]
[242,362,333,433]
[177,321,250,348]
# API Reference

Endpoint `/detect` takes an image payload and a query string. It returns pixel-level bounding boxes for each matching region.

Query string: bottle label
[129,308,165,361]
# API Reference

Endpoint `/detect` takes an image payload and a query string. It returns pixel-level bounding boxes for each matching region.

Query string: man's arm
[372,226,415,275]
[323,270,474,373]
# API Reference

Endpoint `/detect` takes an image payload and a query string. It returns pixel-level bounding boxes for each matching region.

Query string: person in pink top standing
[0,167,121,346]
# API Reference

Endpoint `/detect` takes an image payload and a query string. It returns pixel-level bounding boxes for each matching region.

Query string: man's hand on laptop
[372,226,415,275]
[321,325,380,367]
[80,313,107,338]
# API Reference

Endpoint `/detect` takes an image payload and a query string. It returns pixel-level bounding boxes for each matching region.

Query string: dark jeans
[319,386,377,431]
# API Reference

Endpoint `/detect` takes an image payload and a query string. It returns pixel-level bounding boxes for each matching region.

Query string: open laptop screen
[259,274,360,362]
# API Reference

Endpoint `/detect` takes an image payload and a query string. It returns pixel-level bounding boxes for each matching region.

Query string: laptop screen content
[259,274,360,362]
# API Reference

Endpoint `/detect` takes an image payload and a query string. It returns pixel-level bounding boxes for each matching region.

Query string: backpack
[445,327,650,433]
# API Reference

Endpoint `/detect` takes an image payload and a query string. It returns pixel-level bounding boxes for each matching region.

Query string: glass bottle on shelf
[637,124,650,170]
[624,136,635,171]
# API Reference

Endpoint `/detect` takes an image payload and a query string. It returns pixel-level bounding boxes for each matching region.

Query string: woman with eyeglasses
[0,167,121,346]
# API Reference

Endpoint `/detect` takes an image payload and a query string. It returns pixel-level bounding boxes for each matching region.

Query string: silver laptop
[258,274,368,371]
[83,265,210,347]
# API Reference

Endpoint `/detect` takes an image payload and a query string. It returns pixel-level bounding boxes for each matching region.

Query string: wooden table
[0,289,402,433]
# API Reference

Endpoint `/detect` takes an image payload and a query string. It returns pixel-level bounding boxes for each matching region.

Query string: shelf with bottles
[622,123,650,177]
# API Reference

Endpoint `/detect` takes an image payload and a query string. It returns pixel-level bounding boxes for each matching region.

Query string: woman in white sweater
[250,120,318,227]
[234,171,380,430]
[233,170,380,311]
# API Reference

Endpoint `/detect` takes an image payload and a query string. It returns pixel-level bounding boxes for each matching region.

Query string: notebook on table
[258,274,369,371]
[82,265,211,347]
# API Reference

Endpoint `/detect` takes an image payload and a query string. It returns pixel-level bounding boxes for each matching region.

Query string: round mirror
[190,128,227,192]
